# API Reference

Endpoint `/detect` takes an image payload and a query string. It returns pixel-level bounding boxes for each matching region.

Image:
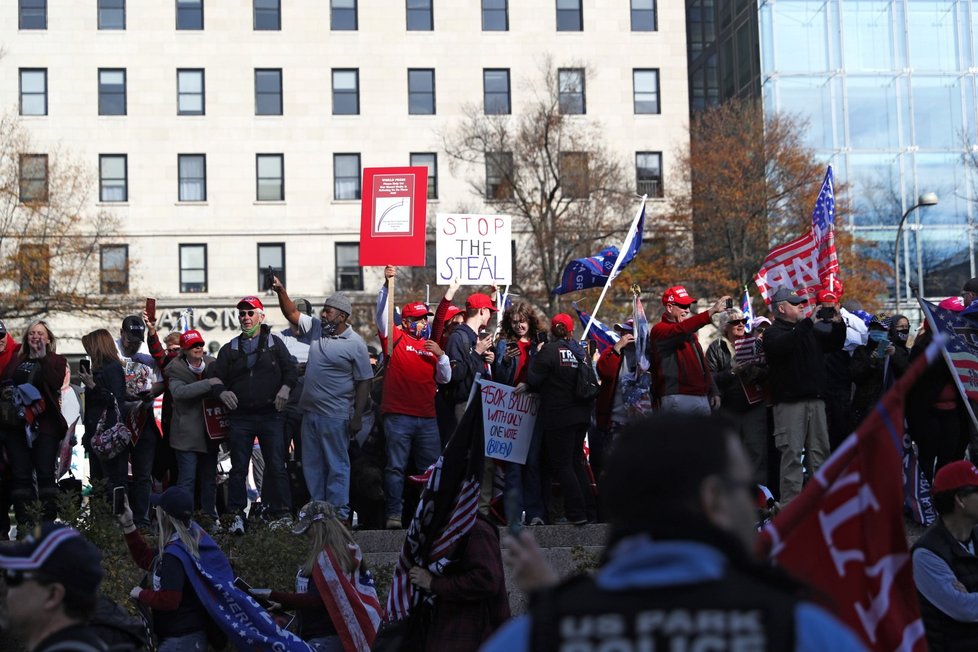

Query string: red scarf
[0,335,21,376]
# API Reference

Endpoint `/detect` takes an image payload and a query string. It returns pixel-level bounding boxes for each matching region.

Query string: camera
[816,307,835,321]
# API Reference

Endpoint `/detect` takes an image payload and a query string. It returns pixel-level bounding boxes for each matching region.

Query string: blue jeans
[384,414,441,519]
[158,630,207,651]
[301,413,350,519]
[522,420,546,522]
[174,449,218,519]
[130,419,158,527]
[227,412,290,516]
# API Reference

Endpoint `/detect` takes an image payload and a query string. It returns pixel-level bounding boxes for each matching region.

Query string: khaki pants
[773,399,829,504]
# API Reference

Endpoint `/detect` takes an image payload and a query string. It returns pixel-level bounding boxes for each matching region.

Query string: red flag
[754,338,942,652]
[753,231,823,308]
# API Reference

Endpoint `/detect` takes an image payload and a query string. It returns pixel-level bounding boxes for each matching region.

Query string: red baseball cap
[237,296,264,311]
[180,330,205,350]
[551,313,574,332]
[662,285,695,306]
[402,302,433,319]
[466,293,497,312]
[933,460,978,494]
[940,296,966,312]
[817,289,839,303]
[443,305,464,322]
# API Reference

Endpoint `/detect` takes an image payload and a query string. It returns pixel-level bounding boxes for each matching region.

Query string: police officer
[483,412,867,652]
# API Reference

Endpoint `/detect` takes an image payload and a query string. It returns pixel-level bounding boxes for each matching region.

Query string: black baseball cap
[963,277,978,294]
[121,315,146,343]
[0,320,7,339]
[0,523,103,600]
[150,486,194,523]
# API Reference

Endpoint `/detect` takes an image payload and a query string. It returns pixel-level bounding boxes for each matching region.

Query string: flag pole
[582,196,647,340]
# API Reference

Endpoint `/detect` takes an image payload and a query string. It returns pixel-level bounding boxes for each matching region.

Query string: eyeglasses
[3,569,44,587]
[238,310,257,318]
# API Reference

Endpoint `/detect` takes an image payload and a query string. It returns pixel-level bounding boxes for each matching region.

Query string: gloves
[274,386,290,412]
[249,588,272,599]
[129,586,142,601]
[219,391,238,410]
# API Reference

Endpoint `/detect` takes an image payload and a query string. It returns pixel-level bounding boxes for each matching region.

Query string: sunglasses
[189,342,205,349]
[3,569,44,587]
[238,310,257,317]
[728,319,748,326]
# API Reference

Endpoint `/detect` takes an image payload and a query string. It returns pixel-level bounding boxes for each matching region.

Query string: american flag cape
[312,543,383,651]
[755,337,942,652]
[918,296,978,430]
[573,302,619,353]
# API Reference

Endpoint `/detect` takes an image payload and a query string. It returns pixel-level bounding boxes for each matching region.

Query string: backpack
[568,343,599,401]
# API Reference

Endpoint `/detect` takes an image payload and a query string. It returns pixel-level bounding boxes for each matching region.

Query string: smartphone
[145,297,156,323]
[113,486,126,515]
[263,266,275,291]
[875,337,890,357]
[506,340,519,352]
[725,298,734,310]
[816,307,835,321]
[79,358,91,375]
[535,332,548,345]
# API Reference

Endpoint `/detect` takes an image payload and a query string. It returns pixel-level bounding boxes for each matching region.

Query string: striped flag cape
[313,543,383,651]
[741,286,755,333]
[918,296,978,430]
[572,302,619,353]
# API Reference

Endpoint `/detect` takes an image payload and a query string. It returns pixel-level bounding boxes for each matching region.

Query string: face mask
[405,319,430,340]
[321,321,339,338]
[868,330,888,343]
[241,322,261,338]
[894,330,909,343]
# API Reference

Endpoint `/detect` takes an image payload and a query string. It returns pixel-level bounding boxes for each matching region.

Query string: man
[763,286,846,504]
[963,277,978,308]
[912,460,978,650]
[594,319,645,477]
[209,296,297,534]
[445,292,496,422]
[649,285,729,414]
[273,282,372,523]
[819,287,857,451]
[482,413,866,651]
[0,523,108,651]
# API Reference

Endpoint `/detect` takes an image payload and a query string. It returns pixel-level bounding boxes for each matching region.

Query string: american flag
[918,297,978,430]
[811,166,839,280]
[733,335,764,366]
[314,544,383,651]
[753,231,822,307]
[740,286,754,333]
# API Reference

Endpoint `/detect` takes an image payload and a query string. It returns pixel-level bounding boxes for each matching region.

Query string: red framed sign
[359,166,429,266]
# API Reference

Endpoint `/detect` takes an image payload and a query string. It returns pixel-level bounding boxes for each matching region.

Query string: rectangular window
[176,0,203,29]
[257,243,285,290]
[256,154,284,201]
[178,154,206,201]
[19,69,47,116]
[408,69,435,115]
[177,69,205,115]
[482,0,508,31]
[335,243,363,291]
[254,0,280,30]
[179,244,207,293]
[255,69,283,115]
[485,151,513,200]
[333,153,361,200]
[331,0,357,30]
[410,152,438,199]
[556,0,582,31]
[558,68,585,114]
[98,69,127,116]
[19,154,48,203]
[630,0,656,31]
[332,69,359,115]
[483,69,511,114]
[406,0,432,30]
[100,244,129,294]
[633,69,660,114]
[20,244,50,294]
[99,154,128,202]
[560,152,589,198]
[636,151,663,198]
[19,0,46,29]
[98,0,125,29]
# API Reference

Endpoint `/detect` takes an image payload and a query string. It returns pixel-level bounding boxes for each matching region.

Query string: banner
[435,213,512,285]
[359,167,428,266]
[478,379,537,464]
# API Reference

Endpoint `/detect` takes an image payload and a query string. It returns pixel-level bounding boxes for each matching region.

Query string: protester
[887,314,912,379]
[430,280,464,350]
[78,329,128,505]
[594,319,641,477]
[821,288,855,450]
[963,277,978,308]
[483,412,867,652]
[445,292,496,424]
[912,460,978,650]
[849,313,894,428]
[0,320,20,539]
[649,286,728,414]
[0,523,107,652]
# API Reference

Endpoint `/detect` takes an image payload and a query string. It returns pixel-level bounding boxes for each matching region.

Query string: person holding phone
[78,329,128,505]
[850,313,894,428]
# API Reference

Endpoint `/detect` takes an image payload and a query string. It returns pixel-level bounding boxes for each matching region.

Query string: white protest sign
[479,379,538,464]
[436,213,512,285]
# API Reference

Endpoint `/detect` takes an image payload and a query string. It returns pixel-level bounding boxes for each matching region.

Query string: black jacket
[763,317,846,403]
[912,520,978,651]
[209,325,297,414]
[527,339,593,429]
[445,324,486,404]
[82,360,126,448]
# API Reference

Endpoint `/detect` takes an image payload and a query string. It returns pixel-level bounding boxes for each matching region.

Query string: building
[1,0,688,353]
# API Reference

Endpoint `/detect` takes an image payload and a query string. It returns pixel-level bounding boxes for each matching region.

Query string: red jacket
[595,347,624,430]
[649,310,716,400]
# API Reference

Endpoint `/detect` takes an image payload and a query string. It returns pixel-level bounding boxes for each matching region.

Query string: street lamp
[894,192,939,313]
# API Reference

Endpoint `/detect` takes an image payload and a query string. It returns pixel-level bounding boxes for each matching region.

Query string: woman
[888,314,912,380]
[164,329,221,525]
[1,320,68,528]
[527,314,595,525]
[79,328,127,499]
[850,313,892,428]
[250,501,381,651]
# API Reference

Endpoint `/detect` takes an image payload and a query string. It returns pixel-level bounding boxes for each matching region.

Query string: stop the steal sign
[435,213,512,285]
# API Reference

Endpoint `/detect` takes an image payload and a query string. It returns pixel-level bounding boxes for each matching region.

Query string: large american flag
[918,297,978,430]
[811,166,839,280]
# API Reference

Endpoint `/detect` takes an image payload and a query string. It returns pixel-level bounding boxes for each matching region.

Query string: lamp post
[894,192,939,313]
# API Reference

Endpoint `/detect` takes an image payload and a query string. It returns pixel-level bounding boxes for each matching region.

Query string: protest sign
[359,167,428,266]
[479,379,537,464]
[436,213,512,285]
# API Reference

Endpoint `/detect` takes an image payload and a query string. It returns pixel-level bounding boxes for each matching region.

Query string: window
[335,243,363,291]
[331,0,357,30]
[256,154,284,201]
[178,154,206,201]
[558,68,585,114]
[19,154,48,203]
[176,0,203,29]
[560,152,589,198]
[332,69,359,115]
[556,0,581,31]
[482,0,508,31]
[636,151,663,198]
[20,244,50,294]
[100,244,129,294]
[258,243,285,290]
[255,69,283,115]
[98,0,125,29]
[485,151,513,200]
[179,244,207,293]
[254,0,280,30]
[408,69,435,115]
[177,69,205,115]
[19,69,47,116]
[410,152,438,199]
[633,69,660,114]
[406,0,432,30]
[19,0,46,29]
[483,69,511,114]
[334,154,361,200]
[630,0,655,31]
[98,69,127,116]
[99,154,128,202]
